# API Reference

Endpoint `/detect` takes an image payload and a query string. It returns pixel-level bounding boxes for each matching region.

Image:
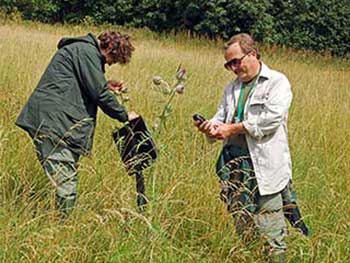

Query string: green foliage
[0,0,16,13]
[269,0,350,56]
[0,0,349,55]
[28,0,60,23]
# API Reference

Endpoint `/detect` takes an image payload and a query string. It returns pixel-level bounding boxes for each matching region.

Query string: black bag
[112,116,158,175]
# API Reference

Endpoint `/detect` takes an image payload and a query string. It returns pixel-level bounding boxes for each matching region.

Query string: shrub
[1,0,349,56]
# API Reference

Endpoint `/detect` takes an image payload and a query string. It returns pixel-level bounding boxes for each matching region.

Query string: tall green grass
[0,21,349,262]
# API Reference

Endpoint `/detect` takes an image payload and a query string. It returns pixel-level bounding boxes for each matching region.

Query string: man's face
[224,42,255,82]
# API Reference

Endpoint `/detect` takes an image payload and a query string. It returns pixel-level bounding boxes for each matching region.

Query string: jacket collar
[88,33,106,73]
[259,61,271,80]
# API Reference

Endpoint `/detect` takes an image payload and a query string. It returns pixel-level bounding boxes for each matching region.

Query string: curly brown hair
[98,31,135,64]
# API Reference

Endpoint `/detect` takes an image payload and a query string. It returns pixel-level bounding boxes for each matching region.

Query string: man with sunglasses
[16,31,138,219]
[195,33,308,262]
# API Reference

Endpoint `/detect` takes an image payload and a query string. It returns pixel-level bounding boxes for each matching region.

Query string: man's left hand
[108,80,124,92]
[210,123,245,140]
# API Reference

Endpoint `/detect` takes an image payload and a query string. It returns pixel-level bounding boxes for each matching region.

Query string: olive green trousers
[217,144,287,257]
[33,136,79,216]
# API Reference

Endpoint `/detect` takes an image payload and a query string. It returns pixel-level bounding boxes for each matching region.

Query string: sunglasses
[224,53,248,70]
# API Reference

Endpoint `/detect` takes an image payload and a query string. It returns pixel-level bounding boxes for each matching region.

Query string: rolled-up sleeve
[243,74,292,140]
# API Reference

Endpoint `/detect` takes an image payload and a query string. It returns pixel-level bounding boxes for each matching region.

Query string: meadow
[0,20,349,262]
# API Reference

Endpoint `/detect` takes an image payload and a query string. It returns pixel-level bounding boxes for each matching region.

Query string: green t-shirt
[229,76,259,149]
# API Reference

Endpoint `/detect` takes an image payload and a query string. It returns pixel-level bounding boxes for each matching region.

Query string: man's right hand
[194,120,220,136]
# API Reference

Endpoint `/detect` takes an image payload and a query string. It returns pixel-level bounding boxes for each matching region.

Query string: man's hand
[209,122,246,140]
[128,111,139,121]
[194,120,220,137]
[108,80,124,92]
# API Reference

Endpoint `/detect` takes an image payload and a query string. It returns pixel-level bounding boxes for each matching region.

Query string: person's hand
[209,123,245,140]
[209,123,233,140]
[194,120,220,137]
[128,111,139,121]
[107,80,124,92]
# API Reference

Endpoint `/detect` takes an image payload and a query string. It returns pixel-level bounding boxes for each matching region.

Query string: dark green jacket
[16,33,128,156]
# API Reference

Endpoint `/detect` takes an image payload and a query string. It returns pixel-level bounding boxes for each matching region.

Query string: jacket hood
[57,33,106,72]
[57,33,99,50]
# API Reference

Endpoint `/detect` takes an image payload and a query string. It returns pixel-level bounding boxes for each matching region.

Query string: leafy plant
[1,0,349,56]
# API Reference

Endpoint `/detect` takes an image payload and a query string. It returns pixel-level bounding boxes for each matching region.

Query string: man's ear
[250,50,257,58]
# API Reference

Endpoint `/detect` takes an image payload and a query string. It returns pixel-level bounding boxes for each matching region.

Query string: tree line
[1,0,349,56]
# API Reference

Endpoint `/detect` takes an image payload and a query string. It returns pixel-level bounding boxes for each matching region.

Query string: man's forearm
[232,122,246,135]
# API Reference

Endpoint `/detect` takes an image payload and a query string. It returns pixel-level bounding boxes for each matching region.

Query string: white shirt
[211,62,292,195]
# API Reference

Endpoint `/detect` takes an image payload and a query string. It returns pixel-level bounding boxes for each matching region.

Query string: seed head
[175,84,185,94]
[152,76,163,86]
[176,68,186,81]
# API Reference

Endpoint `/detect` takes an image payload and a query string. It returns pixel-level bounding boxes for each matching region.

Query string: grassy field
[0,20,349,262]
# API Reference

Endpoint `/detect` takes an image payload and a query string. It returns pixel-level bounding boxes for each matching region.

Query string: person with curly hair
[16,30,138,218]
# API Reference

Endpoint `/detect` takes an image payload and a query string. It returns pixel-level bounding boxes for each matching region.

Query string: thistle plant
[143,65,188,212]
[110,66,187,213]
[152,65,187,138]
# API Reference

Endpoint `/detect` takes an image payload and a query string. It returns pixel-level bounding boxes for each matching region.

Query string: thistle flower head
[152,76,163,86]
[176,68,187,81]
[175,84,185,94]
